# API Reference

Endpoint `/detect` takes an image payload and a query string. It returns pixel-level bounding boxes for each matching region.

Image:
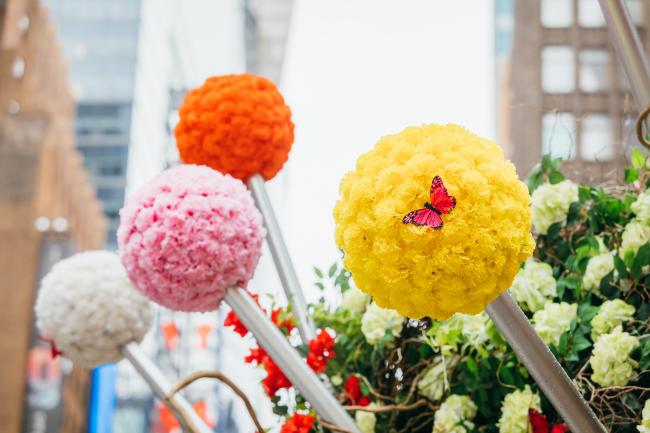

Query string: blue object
[88,364,117,433]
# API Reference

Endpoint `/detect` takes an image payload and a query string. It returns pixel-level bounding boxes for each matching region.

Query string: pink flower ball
[118,165,265,312]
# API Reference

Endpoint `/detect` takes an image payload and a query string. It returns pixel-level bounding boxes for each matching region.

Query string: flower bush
[226,153,649,433]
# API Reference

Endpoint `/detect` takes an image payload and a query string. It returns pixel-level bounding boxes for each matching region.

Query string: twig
[318,418,356,433]
[344,399,428,413]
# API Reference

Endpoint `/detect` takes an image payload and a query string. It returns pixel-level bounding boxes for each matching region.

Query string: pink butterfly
[402,176,456,229]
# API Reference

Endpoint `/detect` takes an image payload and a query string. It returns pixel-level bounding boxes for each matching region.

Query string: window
[542,46,575,93]
[581,114,614,161]
[578,0,606,27]
[542,112,577,160]
[580,49,609,92]
[541,0,573,27]
[78,146,128,178]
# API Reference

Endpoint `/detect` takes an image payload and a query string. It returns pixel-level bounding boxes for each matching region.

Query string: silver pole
[486,292,606,433]
[598,0,650,109]
[121,342,214,433]
[225,287,361,433]
[248,174,316,343]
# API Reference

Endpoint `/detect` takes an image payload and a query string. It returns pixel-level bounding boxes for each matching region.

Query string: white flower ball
[509,258,557,312]
[417,356,456,402]
[632,189,650,225]
[35,251,153,368]
[590,299,635,341]
[532,302,577,346]
[355,404,378,433]
[433,394,478,433]
[583,252,615,292]
[590,326,639,387]
[498,385,542,433]
[342,286,370,314]
[637,399,650,433]
[530,180,579,235]
[360,302,404,345]
[620,219,650,258]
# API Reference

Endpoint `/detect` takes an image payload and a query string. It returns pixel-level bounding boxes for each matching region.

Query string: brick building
[508,0,649,181]
[0,0,106,432]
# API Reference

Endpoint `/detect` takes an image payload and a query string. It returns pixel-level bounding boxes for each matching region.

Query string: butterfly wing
[402,208,443,229]
[429,176,456,215]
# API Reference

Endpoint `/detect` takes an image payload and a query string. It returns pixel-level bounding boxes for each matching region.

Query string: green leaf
[549,170,565,184]
[466,356,478,376]
[313,266,323,278]
[315,282,325,290]
[328,263,337,278]
[614,255,629,280]
[578,304,599,323]
[578,185,592,203]
[631,148,645,169]
[572,334,592,352]
[632,242,650,277]
[558,332,569,355]
[625,167,640,184]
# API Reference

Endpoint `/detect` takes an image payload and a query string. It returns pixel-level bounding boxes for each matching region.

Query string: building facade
[0,1,107,432]
[509,0,649,181]
[43,0,142,249]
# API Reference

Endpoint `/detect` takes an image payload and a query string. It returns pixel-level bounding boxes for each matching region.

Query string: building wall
[0,0,106,432]
[509,0,649,181]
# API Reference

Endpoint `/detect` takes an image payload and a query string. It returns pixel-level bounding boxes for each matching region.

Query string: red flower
[271,308,296,335]
[224,292,263,337]
[306,329,335,374]
[244,346,267,365]
[280,413,314,433]
[344,375,371,406]
[245,346,292,396]
[529,409,568,433]
[262,357,292,397]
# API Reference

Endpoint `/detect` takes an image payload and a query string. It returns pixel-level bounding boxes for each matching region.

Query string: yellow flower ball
[334,124,534,319]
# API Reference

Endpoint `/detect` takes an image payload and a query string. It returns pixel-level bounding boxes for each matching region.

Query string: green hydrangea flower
[433,395,478,433]
[590,299,635,341]
[510,258,557,312]
[590,326,639,387]
[498,385,542,433]
[532,302,577,346]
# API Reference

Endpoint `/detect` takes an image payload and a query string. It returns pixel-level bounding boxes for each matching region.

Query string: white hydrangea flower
[433,395,478,433]
[361,302,404,345]
[35,251,153,368]
[355,404,378,433]
[417,356,458,402]
[590,326,639,387]
[590,299,636,341]
[509,258,557,312]
[342,286,370,314]
[620,219,650,258]
[530,180,579,235]
[631,189,650,225]
[532,302,577,346]
[457,312,490,348]
[498,385,542,433]
[637,399,650,433]
[583,252,615,292]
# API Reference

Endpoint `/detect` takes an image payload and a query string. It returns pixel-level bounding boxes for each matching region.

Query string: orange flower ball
[175,74,295,181]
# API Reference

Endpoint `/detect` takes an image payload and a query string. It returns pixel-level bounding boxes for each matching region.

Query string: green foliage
[262,155,649,433]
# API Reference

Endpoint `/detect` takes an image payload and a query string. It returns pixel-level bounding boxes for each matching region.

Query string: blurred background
[0,0,647,432]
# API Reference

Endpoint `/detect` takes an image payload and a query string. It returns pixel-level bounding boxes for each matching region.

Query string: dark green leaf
[578,304,599,323]
[549,171,565,184]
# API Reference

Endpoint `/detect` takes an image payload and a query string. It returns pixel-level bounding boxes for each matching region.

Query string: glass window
[97,187,126,214]
[578,0,606,27]
[581,114,614,161]
[542,112,577,160]
[542,46,575,93]
[78,146,128,178]
[541,0,573,27]
[580,49,609,92]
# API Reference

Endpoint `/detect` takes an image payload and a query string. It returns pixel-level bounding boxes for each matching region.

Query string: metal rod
[598,0,650,110]
[486,292,606,433]
[121,342,214,433]
[248,174,316,343]
[225,287,361,433]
